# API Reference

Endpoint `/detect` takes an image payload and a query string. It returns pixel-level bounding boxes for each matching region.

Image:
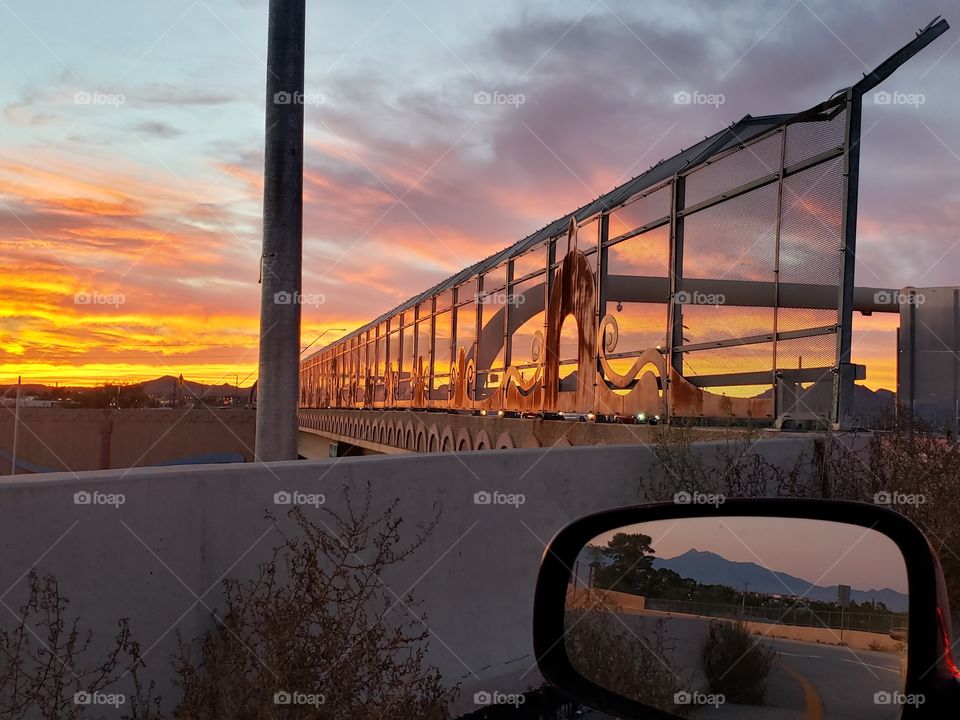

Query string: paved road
[764,637,902,720]
[690,637,902,719]
[573,636,904,719]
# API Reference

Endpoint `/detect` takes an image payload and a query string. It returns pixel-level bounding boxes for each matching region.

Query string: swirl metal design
[451,347,476,405]
[502,329,544,396]
[597,314,664,392]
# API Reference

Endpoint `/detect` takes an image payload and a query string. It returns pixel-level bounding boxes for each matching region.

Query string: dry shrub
[646,419,960,610]
[701,620,774,705]
[819,421,960,607]
[0,571,137,719]
[644,426,804,503]
[564,590,687,714]
[1,484,457,720]
[172,484,456,719]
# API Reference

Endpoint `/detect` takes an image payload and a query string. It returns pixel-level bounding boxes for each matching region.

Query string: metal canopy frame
[300,18,949,429]
[832,16,949,427]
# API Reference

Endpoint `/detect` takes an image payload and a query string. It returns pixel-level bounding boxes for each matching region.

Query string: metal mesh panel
[684,343,775,376]
[606,224,670,277]
[775,335,837,418]
[775,307,838,333]
[784,106,846,167]
[681,304,774,344]
[683,341,775,405]
[775,335,836,374]
[608,185,671,239]
[779,156,844,286]
[512,244,548,279]
[604,301,667,355]
[682,181,778,282]
[671,98,851,423]
[685,384,773,404]
[510,276,545,369]
[684,132,783,208]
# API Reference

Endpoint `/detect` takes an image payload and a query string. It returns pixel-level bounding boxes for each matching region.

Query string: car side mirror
[533,499,960,719]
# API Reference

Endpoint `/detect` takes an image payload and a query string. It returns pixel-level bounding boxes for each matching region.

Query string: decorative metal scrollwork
[502,329,544,396]
[597,314,664,392]
[451,346,476,405]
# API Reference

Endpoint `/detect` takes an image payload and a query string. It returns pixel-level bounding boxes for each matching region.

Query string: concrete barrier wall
[592,588,903,653]
[0,408,256,472]
[742,618,902,652]
[0,438,814,715]
[635,607,903,653]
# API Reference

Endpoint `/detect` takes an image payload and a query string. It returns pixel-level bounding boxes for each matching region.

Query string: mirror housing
[533,499,960,719]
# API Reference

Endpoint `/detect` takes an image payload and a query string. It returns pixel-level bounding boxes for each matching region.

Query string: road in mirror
[566,517,913,719]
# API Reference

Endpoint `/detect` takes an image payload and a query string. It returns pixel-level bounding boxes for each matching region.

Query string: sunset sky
[596,517,908,594]
[2,0,958,389]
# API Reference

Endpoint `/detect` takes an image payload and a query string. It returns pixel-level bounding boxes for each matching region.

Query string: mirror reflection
[567,517,910,718]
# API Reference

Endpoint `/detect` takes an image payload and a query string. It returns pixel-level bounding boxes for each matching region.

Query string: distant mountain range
[652,549,908,612]
[136,375,246,398]
[1,375,248,400]
[751,383,895,426]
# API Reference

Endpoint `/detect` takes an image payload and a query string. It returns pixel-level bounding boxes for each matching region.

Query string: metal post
[11,376,21,475]
[833,89,861,428]
[256,0,306,461]
[666,175,686,422]
[834,16,950,428]
[772,127,786,419]
[954,289,959,440]
[594,213,608,416]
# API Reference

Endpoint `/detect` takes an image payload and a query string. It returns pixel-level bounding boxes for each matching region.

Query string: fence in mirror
[533,499,960,719]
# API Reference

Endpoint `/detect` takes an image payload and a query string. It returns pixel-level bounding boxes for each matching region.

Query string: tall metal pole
[11,376,21,475]
[665,174,685,423]
[833,88,861,430]
[256,0,306,461]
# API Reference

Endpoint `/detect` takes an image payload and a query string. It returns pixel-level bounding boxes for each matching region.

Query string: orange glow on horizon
[1,144,900,394]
